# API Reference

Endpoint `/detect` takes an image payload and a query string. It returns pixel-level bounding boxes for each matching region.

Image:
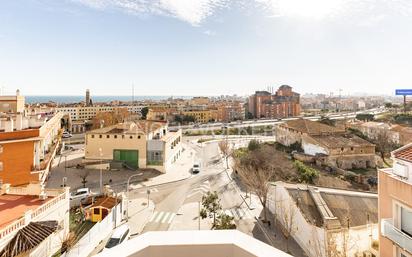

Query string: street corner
[128,198,155,235]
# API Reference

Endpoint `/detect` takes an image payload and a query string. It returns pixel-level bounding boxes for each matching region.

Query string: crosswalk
[186,180,210,199]
[148,211,176,224]
[224,207,254,220]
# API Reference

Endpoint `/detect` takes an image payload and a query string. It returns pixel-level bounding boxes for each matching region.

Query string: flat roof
[0,194,53,228]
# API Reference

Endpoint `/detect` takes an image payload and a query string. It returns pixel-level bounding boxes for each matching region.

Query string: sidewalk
[169,202,213,231]
[129,143,196,189]
[88,198,155,256]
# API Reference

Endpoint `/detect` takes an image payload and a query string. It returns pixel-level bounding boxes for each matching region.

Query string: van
[104,224,130,250]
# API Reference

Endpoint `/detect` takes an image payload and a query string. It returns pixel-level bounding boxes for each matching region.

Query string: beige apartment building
[0,90,25,113]
[379,143,412,257]
[56,105,144,121]
[85,121,182,172]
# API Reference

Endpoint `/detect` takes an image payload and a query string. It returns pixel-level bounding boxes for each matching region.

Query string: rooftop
[392,143,412,162]
[282,119,345,136]
[88,120,167,135]
[96,230,292,257]
[0,194,52,228]
[311,134,375,148]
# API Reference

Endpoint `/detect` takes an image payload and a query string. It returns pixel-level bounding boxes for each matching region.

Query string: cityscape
[1,1,412,257]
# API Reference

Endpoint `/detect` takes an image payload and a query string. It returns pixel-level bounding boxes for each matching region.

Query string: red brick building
[248,85,300,119]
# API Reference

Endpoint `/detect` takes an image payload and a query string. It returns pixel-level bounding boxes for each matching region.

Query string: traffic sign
[395,89,412,95]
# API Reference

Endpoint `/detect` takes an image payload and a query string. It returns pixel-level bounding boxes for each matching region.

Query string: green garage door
[113,149,139,169]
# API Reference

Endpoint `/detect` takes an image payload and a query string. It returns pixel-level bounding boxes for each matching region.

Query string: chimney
[15,113,23,130]
[4,118,14,132]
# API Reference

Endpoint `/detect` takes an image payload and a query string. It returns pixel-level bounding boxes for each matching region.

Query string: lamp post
[126,173,144,221]
[99,148,103,194]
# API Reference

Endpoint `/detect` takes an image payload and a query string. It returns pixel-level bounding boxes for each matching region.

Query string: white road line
[230,209,238,219]
[161,212,171,223]
[167,213,176,224]
[155,212,165,223]
[149,211,158,222]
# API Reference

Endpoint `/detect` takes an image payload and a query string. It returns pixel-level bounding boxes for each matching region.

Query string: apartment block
[56,105,144,121]
[85,121,182,172]
[0,111,64,186]
[248,85,301,119]
[0,90,25,114]
[379,143,412,257]
[182,109,218,123]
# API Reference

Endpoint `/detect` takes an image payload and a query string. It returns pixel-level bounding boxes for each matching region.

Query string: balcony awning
[0,220,58,257]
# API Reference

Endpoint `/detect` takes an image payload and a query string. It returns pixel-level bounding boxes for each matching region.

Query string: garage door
[113,149,139,169]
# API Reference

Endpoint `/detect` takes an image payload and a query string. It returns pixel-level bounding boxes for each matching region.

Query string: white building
[56,105,144,121]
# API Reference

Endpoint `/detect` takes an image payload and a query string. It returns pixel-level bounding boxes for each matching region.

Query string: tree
[384,102,393,108]
[218,139,233,169]
[374,129,397,166]
[200,191,222,228]
[214,214,236,230]
[356,113,374,121]
[182,115,195,123]
[294,160,319,184]
[141,107,149,119]
[247,139,261,151]
[78,169,90,188]
[319,117,336,126]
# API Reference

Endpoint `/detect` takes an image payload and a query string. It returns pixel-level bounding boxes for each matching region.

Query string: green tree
[214,214,236,230]
[293,160,319,184]
[356,113,374,121]
[141,107,149,120]
[200,191,222,228]
[247,139,261,151]
[319,117,336,126]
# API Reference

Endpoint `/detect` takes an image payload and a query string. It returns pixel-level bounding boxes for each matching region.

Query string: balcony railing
[381,218,412,254]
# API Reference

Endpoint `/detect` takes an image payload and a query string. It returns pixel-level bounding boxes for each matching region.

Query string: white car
[70,188,90,200]
[192,162,201,174]
[62,131,72,138]
[103,224,131,250]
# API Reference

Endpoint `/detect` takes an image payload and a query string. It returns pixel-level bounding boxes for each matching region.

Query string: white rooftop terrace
[96,230,292,257]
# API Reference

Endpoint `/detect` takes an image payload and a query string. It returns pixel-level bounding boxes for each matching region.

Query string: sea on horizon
[26,95,193,104]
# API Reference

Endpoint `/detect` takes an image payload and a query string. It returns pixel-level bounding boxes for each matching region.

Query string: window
[401,207,412,237]
[93,208,100,215]
[99,135,102,139]
[138,135,141,139]
[91,135,95,139]
[122,135,125,139]
[114,135,117,139]
[106,135,110,139]
[350,147,354,151]
[340,147,344,151]
[0,162,3,171]
[130,136,133,139]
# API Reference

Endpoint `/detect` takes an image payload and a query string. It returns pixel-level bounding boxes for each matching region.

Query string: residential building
[276,119,376,169]
[350,121,412,146]
[85,121,182,172]
[182,109,218,123]
[213,101,245,122]
[56,105,144,121]
[248,85,301,119]
[270,182,379,257]
[379,143,412,257]
[0,183,70,257]
[85,89,92,106]
[0,90,25,114]
[0,111,64,186]
[146,107,179,122]
[96,230,292,257]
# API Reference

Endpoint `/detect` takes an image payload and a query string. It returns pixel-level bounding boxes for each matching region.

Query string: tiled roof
[393,144,412,162]
[283,119,345,135]
[312,134,375,148]
[0,221,58,257]
[91,196,118,209]
[88,120,166,135]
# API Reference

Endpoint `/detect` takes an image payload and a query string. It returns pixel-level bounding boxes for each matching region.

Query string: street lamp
[126,173,144,221]
[99,148,103,194]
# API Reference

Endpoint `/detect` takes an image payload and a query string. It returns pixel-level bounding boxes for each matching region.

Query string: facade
[0,112,64,186]
[56,105,144,121]
[85,121,182,172]
[0,184,70,257]
[276,119,376,169]
[248,85,301,119]
[379,143,412,257]
[0,90,25,114]
[182,109,218,123]
[96,230,292,257]
[350,121,412,146]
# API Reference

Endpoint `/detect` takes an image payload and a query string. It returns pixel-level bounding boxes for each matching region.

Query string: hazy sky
[1,0,411,96]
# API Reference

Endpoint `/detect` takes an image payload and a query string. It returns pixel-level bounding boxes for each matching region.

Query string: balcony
[381,218,412,253]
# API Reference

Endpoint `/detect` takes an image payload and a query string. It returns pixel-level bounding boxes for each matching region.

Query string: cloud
[203,29,216,36]
[72,0,228,26]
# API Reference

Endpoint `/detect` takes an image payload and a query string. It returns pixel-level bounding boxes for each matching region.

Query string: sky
[1,0,412,97]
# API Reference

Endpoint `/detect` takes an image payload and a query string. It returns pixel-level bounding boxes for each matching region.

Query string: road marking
[167,213,176,224]
[149,211,158,222]
[155,212,165,223]
[187,181,211,198]
[224,207,253,220]
[161,212,171,223]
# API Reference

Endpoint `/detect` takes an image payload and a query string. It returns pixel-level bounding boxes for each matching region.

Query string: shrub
[293,160,319,184]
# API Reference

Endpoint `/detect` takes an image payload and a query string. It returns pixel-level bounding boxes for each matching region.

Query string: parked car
[104,224,130,250]
[70,188,90,201]
[192,162,201,174]
[62,131,73,138]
